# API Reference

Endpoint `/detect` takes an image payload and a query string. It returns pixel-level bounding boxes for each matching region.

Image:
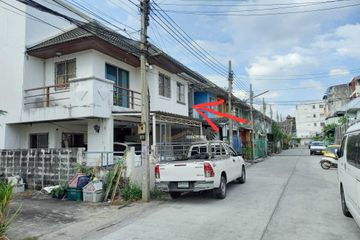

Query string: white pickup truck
[155,141,246,199]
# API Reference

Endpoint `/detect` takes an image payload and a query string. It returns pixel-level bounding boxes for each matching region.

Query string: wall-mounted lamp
[93,125,100,133]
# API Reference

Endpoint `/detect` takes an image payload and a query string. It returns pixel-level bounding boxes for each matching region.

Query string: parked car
[338,122,360,227]
[309,141,326,155]
[114,142,141,156]
[155,141,246,199]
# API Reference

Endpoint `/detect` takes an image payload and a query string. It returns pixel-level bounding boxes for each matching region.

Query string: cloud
[298,79,323,90]
[313,23,360,59]
[329,68,350,77]
[233,90,247,100]
[245,53,315,77]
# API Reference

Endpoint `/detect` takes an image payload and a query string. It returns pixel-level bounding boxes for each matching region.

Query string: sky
[16,0,360,119]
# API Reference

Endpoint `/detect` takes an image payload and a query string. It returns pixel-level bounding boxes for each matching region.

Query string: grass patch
[150,188,166,200]
[121,183,142,202]
[22,237,39,240]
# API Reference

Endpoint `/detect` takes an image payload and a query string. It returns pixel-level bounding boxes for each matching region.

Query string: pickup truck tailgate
[158,161,206,182]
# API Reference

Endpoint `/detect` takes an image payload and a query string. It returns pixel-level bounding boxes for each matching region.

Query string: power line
[150,3,229,77]
[161,0,354,12]
[64,0,139,39]
[160,0,353,7]
[150,9,231,82]
[161,2,360,16]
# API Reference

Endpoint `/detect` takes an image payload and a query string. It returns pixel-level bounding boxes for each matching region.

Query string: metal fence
[84,151,124,167]
[155,143,193,162]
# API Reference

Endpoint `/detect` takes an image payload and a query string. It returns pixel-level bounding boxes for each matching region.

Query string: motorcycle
[320,156,338,170]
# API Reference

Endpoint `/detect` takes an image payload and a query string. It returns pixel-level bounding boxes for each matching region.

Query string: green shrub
[150,188,165,200]
[121,183,142,202]
[0,181,21,239]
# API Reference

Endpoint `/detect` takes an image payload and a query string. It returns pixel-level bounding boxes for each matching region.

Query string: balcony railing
[23,78,142,112]
[113,84,141,109]
[24,83,70,108]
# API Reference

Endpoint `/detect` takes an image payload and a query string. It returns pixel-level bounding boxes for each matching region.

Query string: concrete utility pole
[270,105,273,121]
[262,98,266,134]
[228,60,233,146]
[140,0,150,202]
[276,111,279,122]
[250,84,255,160]
[262,98,267,157]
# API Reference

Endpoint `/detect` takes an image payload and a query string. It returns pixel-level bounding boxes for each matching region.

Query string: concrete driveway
[96,148,360,240]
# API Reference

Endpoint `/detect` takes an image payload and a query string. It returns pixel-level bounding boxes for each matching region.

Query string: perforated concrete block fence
[0,148,83,190]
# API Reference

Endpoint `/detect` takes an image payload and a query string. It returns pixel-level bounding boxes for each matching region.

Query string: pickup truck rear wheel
[215,175,227,199]
[169,192,181,199]
[237,166,246,184]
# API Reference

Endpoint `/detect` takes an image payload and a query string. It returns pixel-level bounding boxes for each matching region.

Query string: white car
[310,141,326,155]
[155,141,246,199]
[114,142,142,156]
[338,122,360,227]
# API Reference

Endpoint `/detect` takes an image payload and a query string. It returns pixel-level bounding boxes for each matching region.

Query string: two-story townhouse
[0,17,210,161]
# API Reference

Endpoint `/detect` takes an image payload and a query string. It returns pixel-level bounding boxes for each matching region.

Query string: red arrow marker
[193,99,247,132]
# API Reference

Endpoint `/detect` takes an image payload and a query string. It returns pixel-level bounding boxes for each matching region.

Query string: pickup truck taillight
[155,164,160,179]
[204,162,215,177]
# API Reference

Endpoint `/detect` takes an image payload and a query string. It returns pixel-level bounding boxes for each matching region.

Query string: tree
[323,123,337,144]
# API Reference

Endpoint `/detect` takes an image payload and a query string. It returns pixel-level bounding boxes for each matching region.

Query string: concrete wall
[0,148,79,190]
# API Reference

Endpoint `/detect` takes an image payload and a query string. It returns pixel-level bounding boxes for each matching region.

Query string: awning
[112,111,202,127]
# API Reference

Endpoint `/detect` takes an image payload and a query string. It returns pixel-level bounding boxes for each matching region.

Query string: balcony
[21,77,141,123]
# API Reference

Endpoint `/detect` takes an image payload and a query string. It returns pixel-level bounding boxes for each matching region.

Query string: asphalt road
[93,148,360,240]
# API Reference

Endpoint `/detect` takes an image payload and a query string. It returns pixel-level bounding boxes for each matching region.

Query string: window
[106,64,130,108]
[176,82,185,104]
[55,59,76,88]
[313,105,316,109]
[159,73,171,98]
[61,133,85,148]
[319,105,324,108]
[314,123,317,127]
[320,122,325,127]
[30,133,49,149]
[346,134,360,168]
[313,114,316,118]
[209,96,216,110]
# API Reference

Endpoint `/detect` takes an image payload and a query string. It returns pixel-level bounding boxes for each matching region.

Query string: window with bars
[55,59,76,88]
[29,133,49,149]
[159,73,171,98]
[176,82,185,104]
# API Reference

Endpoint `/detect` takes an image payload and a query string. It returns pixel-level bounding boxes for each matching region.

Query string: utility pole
[270,105,273,121]
[140,0,150,202]
[262,98,267,157]
[250,84,255,160]
[276,111,279,122]
[228,60,233,146]
[262,98,266,134]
